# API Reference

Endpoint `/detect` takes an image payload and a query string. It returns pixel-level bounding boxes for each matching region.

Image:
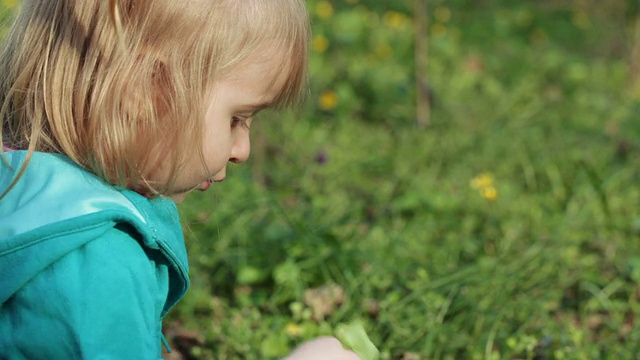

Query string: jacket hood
[0,151,189,313]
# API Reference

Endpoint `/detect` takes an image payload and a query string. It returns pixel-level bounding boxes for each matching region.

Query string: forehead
[225,48,293,99]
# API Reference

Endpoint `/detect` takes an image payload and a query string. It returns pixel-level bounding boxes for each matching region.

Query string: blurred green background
[4,0,640,358]
[174,1,640,358]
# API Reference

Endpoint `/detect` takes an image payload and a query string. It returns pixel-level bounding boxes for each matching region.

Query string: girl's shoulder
[1,151,148,234]
[1,151,184,237]
[0,151,189,308]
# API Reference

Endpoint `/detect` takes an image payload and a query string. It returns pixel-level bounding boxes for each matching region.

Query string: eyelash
[232,116,250,129]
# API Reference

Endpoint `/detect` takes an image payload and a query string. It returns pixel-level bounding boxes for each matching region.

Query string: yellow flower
[316,1,334,20]
[2,0,18,8]
[471,173,498,201]
[383,11,408,29]
[319,90,338,111]
[515,9,534,27]
[481,186,498,201]
[285,323,303,337]
[431,23,448,38]
[630,82,640,102]
[312,35,329,53]
[470,173,494,189]
[375,43,392,59]
[571,10,591,30]
[530,28,548,46]
[434,6,452,23]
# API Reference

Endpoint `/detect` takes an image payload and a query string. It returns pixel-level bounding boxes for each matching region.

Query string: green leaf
[335,321,380,360]
[260,332,289,358]
[237,265,266,285]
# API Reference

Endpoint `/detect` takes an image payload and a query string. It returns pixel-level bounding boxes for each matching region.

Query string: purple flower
[315,150,328,165]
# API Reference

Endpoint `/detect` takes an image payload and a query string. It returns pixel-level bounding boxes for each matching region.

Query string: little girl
[0,0,359,358]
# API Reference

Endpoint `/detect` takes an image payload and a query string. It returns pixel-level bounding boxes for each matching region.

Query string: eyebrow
[239,100,274,113]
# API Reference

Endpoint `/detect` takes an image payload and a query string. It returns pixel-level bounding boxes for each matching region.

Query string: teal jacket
[0,151,190,359]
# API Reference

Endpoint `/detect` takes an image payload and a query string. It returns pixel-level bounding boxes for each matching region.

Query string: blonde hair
[0,0,309,197]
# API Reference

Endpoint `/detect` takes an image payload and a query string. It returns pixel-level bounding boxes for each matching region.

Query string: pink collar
[3,145,13,152]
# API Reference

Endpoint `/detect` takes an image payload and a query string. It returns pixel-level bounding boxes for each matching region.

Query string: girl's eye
[231,116,250,129]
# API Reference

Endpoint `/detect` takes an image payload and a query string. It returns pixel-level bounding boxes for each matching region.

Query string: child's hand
[284,336,361,360]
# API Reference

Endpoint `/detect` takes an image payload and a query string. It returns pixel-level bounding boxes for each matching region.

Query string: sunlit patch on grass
[1,0,18,9]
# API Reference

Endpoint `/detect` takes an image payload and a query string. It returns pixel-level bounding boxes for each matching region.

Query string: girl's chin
[164,179,214,203]
[166,192,189,203]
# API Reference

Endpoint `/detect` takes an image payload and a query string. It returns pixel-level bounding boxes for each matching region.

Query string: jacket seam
[0,222,111,257]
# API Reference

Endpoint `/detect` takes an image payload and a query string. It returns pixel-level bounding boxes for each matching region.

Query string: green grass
[172,1,640,359]
[176,104,640,358]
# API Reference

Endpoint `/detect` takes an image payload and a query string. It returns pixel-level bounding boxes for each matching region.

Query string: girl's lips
[198,177,225,192]
[199,179,213,191]
[198,178,224,191]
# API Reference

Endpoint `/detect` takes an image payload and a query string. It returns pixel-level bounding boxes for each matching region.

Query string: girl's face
[165,52,289,203]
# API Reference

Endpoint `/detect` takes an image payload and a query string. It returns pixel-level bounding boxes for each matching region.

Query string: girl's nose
[229,131,251,164]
